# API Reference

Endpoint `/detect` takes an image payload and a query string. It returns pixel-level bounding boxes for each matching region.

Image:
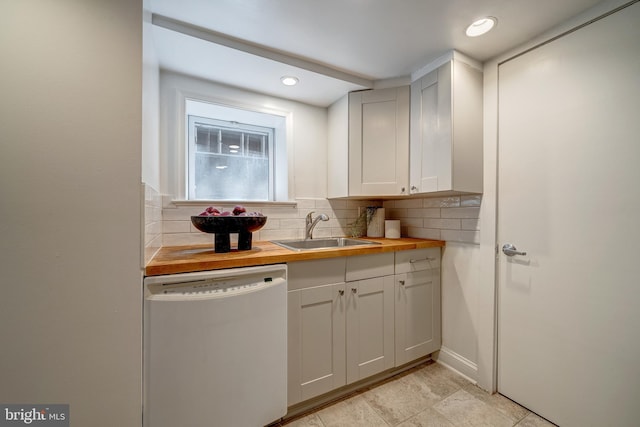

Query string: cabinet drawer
[395,248,440,274]
[346,252,394,282]
[288,257,346,290]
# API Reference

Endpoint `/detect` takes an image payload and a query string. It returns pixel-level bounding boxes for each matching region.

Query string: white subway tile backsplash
[440,229,480,244]
[332,209,358,220]
[313,199,334,209]
[408,227,441,240]
[424,218,462,229]
[260,219,281,230]
[295,199,316,209]
[327,199,349,210]
[143,183,162,265]
[261,207,300,219]
[162,206,197,221]
[423,196,461,208]
[461,195,482,207]
[404,208,425,218]
[156,198,379,249]
[461,218,480,231]
[394,198,423,209]
[330,226,350,236]
[441,207,481,219]
[402,218,426,228]
[144,234,162,264]
[311,228,333,239]
[163,220,191,234]
[150,195,483,256]
[146,219,162,235]
[163,231,212,247]
[421,208,441,218]
[259,228,302,241]
[278,218,306,229]
[387,208,408,219]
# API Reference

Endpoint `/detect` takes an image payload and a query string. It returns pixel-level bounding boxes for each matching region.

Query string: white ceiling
[149,0,604,106]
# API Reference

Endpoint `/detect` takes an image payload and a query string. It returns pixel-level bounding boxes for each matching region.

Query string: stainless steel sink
[271,237,380,251]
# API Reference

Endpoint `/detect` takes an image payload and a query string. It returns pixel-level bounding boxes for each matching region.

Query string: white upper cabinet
[409,52,483,195]
[328,94,349,198]
[347,86,410,197]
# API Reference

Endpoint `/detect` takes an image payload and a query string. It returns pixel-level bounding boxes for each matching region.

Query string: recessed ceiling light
[229,150,238,153]
[466,17,496,37]
[281,76,299,86]
[215,165,228,170]
[229,145,240,149]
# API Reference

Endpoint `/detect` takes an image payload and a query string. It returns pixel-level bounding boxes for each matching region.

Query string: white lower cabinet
[287,249,440,406]
[287,258,347,406]
[394,248,442,366]
[346,275,395,384]
[288,282,346,406]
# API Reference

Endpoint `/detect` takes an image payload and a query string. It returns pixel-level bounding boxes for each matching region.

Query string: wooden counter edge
[145,238,445,276]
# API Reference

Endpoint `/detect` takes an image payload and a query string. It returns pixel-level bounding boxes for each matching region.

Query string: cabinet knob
[399,280,405,286]
[351,288,357,293]
[338,289,344,296]
[411,185,418,193]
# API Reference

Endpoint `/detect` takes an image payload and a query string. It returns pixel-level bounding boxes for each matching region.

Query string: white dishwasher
[143,264,287,427]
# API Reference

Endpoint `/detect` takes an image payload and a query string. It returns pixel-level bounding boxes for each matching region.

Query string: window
[185,100,287,201]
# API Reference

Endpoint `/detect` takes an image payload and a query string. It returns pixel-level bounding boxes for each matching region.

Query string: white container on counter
[385,220,401,239]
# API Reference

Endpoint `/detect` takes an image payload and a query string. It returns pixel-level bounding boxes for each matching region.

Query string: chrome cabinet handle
[502,243,527,257]
[410,257,436,263]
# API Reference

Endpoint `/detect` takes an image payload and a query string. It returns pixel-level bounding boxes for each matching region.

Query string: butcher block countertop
[145,237,445,276]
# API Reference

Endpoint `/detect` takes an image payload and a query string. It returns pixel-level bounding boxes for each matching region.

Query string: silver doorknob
[502,243,527,257]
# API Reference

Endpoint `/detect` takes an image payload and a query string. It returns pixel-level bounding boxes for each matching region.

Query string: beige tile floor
[280,362,556,427]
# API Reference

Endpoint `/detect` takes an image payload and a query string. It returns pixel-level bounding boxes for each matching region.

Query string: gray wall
[0,1,143,425]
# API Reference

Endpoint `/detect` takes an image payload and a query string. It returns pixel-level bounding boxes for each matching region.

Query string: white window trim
[169,86,294,202]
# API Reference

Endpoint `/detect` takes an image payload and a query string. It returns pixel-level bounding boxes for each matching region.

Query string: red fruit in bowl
[205,206,220,214]
[220,211,232,216]
[232,205,246,216]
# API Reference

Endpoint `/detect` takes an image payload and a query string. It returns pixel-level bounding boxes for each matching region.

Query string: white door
[497,3,640,426]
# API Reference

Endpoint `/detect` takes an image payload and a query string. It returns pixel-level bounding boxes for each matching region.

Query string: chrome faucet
[305,211,329,239]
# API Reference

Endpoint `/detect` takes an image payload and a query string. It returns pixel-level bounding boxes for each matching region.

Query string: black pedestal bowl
[191,215,267,253]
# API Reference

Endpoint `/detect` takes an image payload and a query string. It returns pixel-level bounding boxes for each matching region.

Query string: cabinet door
[346,276,395,384]
[288,283,346,405]
[410,63,452,193]
[349,87,410,196]
[394,267,441,366]
[410,58,482,194]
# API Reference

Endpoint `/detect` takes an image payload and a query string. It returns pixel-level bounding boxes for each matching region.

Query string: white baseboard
[433,346,478,384]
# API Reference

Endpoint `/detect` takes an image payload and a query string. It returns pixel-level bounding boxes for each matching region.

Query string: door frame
[476,0,636,393]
